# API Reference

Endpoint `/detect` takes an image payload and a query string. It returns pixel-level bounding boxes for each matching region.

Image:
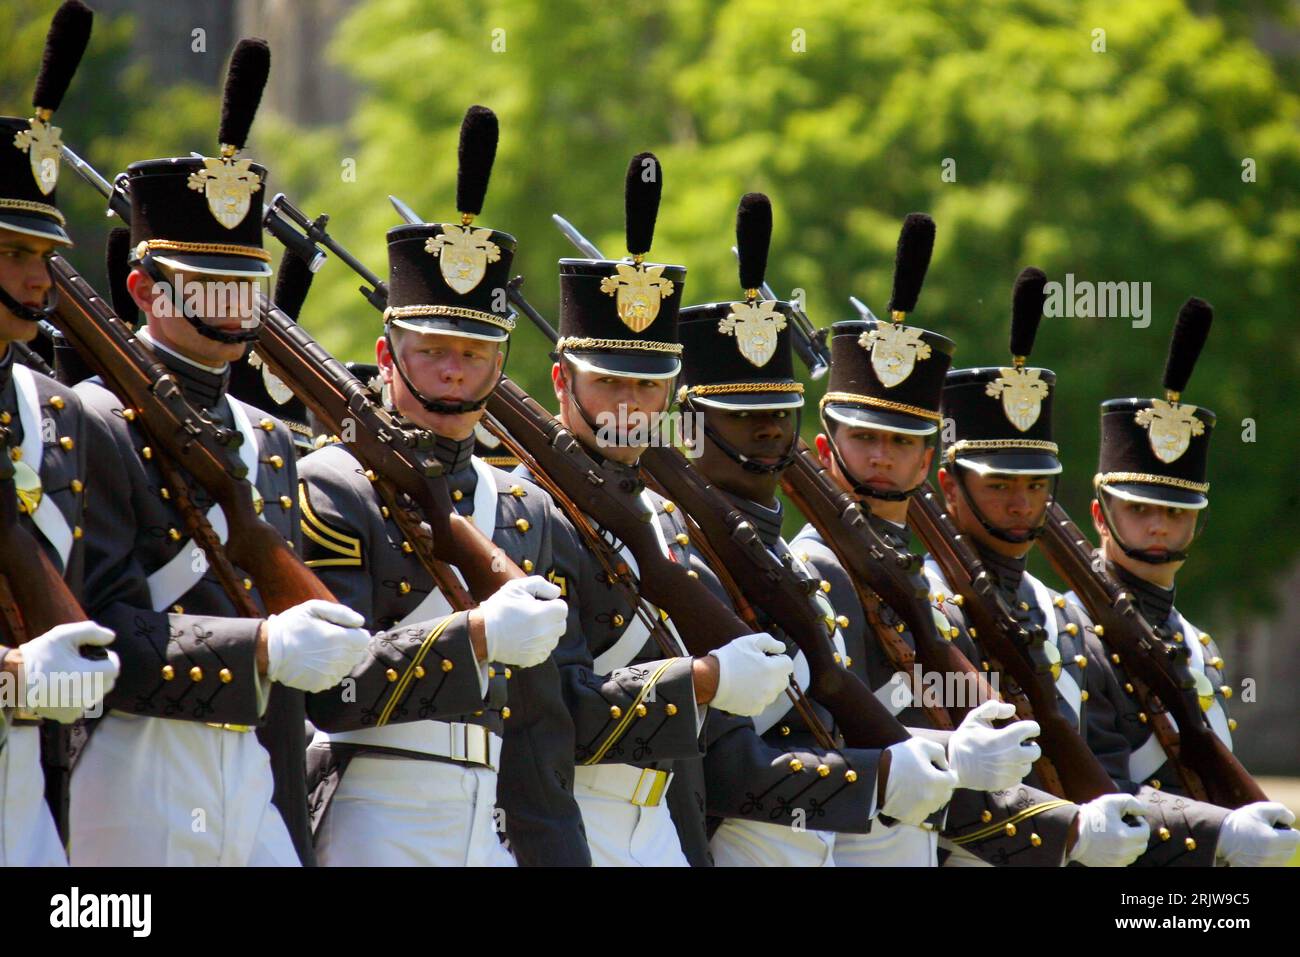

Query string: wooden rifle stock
[637,445,911,750]
[781,442,1002,729]
[0,445,86,640]
[908,481,1117,801]
[45,256,334,615]
[485,378,755,656]
[251,296,522,605]
[1038,502,1266,807]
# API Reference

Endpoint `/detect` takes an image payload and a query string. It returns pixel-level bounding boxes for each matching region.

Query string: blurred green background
[3,0,1298,672]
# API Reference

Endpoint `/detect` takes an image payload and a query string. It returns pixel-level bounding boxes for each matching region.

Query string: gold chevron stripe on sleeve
[299,481,363,568]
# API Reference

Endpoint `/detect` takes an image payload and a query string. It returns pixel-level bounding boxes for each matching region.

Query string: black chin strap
[139,258,260,345]
[1096,489,1199,565]
[950,462,1055,544]
[822,428,924,502]
[689,398,801,475]
[0,277,59,324]
[384,327,509,416]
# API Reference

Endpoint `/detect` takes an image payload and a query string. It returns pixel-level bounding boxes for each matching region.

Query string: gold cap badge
[719,299,786,367]
[985,366,1049,432]
[1134,398,1204,464]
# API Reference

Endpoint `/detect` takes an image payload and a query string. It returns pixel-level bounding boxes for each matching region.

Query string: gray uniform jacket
[792,520,1080,866]
[690,494,884,840]
[298,440,589,866]
[75,349,314,862]
[519,459,708,862]
[0,349,88,838]
[928,545,1229,866]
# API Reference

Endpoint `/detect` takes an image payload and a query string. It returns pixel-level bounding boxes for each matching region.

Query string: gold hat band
[557,336,683,355]
[682,382,805,398]
[134,238,271,261]
[0,198,66,226]
[1094,471,1209,494]
[384,303,516,332]
[945,438,1060,463]
[819,390,942,424]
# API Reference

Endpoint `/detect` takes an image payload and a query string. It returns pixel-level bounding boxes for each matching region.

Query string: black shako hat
[127,37,274,280]
[384,105,516,342]
[678,192,802,410]
[556,151,684,378]
[1095,297,1215,509]
[823,213,952,435]
[941,266,1062,476]
[0,1,94,247]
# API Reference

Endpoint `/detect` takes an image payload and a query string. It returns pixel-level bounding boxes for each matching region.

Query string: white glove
[19,621,121,723]
[708,632,794,717]
[947,700,1042,791]
[1217,802,1299,867]
[265,600,369,692]
[1068,794,1150,866]
[480,576,568,668]
[882,736,960,825]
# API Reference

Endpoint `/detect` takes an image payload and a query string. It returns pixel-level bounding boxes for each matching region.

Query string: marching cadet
[674,194,960,866]
[1079,297,1297,866]
[0,0,120,867]
[791,219,1070,865]
[535,159,795,866]
[70,38,370,866]
[926,270,1271,865]
[297,106,586,867]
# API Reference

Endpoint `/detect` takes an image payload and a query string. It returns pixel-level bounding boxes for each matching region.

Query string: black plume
[218,37,270,149]
[1163,297,1213,395]
[105,227,137,325]
[1009,266,1048,358]
[887,213,935,315]
[32,0,94,112]
[457,105,498,216]
[273,247,315,321]
[736,192,772,291]
[624,152,663,257]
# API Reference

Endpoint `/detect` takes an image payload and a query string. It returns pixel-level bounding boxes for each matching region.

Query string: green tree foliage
[9,0,1298,623]
[1,2,218,287]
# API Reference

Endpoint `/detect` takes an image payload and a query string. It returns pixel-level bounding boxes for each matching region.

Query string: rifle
[250,274,520,607]
[637,444,910,749]
[908,481,1119,801]
[45,255,335,617]
[1037,501,1267,807]
[780,439,1002,730]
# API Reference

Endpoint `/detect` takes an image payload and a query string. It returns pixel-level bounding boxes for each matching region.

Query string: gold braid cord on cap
[682,382,805,397]
[556,336,683,355]
[819,391,942,424]
[945,438,1059,463]
[0,198,66,225]
[1094,471,1209,495]
[134,238,272,262]
[383,303,516,332]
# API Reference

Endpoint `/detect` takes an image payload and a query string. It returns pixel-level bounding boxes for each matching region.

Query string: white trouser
[710,817,837,867]
[833,820,937,866]
[70,711,299,866]
[0,725,66,866]
[315,754,515,867]
[574,765,689,867]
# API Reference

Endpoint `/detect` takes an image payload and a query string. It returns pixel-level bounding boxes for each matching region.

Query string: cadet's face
[1092,496,1194,586]
[129,268,256,366]
[696,406,796,505]
[0,230,60,346]
[378,328,502,440]
[552,362,671,465]
[818,423,933,522]
[938,466,1051,557]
